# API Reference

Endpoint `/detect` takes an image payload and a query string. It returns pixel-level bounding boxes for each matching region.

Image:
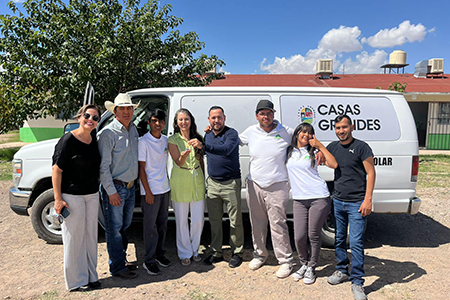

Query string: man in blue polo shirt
[203,106,244,268]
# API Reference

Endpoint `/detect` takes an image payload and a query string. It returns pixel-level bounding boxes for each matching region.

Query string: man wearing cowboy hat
[98,93,140,279]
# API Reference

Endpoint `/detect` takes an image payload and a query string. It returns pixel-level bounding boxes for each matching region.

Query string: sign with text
[280,95,401,141]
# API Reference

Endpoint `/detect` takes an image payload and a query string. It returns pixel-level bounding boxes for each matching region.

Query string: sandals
[193,255,201,262]
[181,258,191,266]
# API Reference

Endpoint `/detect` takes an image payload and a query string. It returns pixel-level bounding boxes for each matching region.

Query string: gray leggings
[293,197,331,268]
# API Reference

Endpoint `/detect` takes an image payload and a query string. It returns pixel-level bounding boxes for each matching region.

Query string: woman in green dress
[168,108,205,266]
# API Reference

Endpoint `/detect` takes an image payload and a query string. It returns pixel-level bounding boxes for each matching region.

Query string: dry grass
[418,155,450,188]
[0,131,20,144]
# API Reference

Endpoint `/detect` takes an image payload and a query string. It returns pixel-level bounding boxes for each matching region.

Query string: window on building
[438,103,450,125]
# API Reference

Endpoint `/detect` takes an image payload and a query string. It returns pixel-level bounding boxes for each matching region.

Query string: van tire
[320,212,368,249]
[321,212,337,248]
[31,189,63,244]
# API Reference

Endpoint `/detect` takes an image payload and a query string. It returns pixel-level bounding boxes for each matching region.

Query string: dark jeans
[101,184,135,275]
[333,198,367,286]
[141,191,170,264]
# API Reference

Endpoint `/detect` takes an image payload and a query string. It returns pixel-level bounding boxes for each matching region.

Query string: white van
[10,86,421,246]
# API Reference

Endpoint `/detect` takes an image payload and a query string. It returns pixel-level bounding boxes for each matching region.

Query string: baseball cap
[256,99,275,113]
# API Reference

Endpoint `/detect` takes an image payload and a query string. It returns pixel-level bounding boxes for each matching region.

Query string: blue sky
[3,0,449,75]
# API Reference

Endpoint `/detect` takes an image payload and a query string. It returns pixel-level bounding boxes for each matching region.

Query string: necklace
[72,130,92,144]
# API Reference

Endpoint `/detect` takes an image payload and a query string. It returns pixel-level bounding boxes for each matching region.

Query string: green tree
[0,0,225,133]
[388,82,407,92]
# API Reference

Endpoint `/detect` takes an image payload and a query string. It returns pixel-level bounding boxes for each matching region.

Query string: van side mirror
[64,123,79,134]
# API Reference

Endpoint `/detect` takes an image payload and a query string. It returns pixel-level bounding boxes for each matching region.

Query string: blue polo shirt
[204,126,241,181]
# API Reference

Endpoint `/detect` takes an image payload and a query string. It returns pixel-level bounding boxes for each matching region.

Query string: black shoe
[143,262,161,275]
[113,269,138,279]
[203,254,224,265]
[156,256,172,268]
[228,254,243,268]
[70,285,90,292]
[88,281,101,289]
[126,261,137,271]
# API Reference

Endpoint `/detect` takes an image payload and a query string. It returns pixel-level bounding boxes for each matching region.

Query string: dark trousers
[293,197,331,268]
[141,191,170,264]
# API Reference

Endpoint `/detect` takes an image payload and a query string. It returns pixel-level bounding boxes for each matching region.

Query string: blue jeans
[333,198,367,286]
[101,184,135,275]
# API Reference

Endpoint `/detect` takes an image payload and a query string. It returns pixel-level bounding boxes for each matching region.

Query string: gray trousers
[141,191,170,263]
[206,177,244,257]
[293,197,331,268]
[61,192,99,290]
[246,180,293,265]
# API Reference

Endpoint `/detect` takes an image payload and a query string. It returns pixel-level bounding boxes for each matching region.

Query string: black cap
[256,99,275,113]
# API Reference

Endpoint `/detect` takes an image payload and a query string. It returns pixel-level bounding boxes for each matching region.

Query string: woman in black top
[52,104,101,291]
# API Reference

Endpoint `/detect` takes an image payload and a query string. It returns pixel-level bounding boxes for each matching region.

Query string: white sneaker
[292,264,308,281]
[249,257,266,270]
[276,263,293,278]
[303,267,316,284]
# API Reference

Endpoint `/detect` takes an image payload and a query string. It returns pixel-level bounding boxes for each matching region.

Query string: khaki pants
[246,180,293,265]
[61,192,99,290]
[206,177,244,257]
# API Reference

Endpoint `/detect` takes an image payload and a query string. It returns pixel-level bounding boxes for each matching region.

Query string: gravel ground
[0,181,449,300]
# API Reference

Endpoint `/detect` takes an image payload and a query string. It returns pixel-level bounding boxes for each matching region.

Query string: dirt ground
[1,180,449,300]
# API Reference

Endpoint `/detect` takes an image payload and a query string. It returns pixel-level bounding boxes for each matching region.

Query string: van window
[131,95,169,136]
[280,95,401,141]
[97,95,169,137]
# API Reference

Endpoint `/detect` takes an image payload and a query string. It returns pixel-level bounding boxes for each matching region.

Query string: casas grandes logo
[298,106,316,124]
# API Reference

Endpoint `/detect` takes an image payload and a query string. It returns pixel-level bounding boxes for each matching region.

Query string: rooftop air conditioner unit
[316,59,333,74]
[428,58,444,74]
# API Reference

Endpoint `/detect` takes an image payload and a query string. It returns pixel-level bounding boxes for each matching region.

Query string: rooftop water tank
[389,50,407,65]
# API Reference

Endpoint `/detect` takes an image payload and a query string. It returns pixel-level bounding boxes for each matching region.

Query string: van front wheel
[31,189,63,244]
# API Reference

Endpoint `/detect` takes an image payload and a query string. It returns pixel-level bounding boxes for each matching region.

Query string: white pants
[61,192,99,290]
[172,200,205,259]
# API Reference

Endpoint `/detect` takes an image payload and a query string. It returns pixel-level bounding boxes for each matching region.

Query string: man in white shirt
[138,109,172,276]
[239,100,294,278]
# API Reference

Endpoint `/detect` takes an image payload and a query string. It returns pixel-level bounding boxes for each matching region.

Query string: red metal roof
[209,74,450,93]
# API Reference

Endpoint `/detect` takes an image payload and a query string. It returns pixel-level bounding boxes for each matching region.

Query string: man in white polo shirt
[138,109,172,276]
[239,99,294,278]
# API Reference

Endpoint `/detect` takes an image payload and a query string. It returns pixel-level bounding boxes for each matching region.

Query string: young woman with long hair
[286,122,337,284]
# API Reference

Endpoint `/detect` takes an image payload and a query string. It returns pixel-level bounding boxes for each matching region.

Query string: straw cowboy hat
[104,93,140,113]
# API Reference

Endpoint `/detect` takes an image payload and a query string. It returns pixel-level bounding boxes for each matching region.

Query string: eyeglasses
[83,113,100,122]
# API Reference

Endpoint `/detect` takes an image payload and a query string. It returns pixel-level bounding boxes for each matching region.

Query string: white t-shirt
[138,132,170,195]
[286,147,329,200]
[240,120,293,188]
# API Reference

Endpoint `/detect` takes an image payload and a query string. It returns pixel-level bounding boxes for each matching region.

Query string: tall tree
[0,0,225,133]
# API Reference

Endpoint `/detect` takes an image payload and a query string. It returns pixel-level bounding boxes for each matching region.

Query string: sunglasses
[83,113,100,122]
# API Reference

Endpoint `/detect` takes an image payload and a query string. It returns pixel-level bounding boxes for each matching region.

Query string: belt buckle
[126,181,134,189]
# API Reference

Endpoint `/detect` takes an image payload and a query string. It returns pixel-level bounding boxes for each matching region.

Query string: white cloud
[319,25,363,53]
[339,50,388,74]
[362,21,427,48]
[428,27,436,33]
[260,21,428,74]
[261,26,362,74]
[218,66,231,75]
